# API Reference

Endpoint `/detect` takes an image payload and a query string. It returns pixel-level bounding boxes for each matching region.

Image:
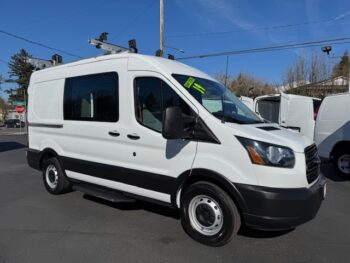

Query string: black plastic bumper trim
[27,149,41,170]
[236,177,326,230]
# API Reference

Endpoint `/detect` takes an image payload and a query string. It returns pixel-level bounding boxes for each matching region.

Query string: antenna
[89,32,137,54]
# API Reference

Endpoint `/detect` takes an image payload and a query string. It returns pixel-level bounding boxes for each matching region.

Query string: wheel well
[39,149,58,169]
[331,141,350,158]
[177,172,247,220]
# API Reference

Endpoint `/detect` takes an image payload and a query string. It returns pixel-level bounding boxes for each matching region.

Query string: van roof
[30,53,215,83]
[324,92,350,98]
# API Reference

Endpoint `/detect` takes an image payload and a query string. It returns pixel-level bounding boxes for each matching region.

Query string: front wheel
[180,182,241,247]
[333,149,350,179]
[43,157,71,194]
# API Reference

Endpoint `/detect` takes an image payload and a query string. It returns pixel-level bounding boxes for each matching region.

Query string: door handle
[109,131,120,137]
[127,133,140,140]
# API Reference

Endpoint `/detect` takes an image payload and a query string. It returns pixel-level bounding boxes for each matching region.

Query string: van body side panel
[191,116,259,186]
[280,93,315,140]
[315,94,350,159]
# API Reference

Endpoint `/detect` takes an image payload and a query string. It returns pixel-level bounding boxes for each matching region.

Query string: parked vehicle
[253,93,321,140]
[239,96,254,111]
[4,119,25,128]
[27,53,326,246]
[314,93,350,178]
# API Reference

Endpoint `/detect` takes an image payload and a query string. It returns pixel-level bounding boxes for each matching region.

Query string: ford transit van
[254,93,321,140]
[314,93,350,178]
[27,53,326,246]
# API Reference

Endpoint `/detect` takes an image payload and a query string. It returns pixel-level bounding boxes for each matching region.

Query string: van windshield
[172,74,263,124]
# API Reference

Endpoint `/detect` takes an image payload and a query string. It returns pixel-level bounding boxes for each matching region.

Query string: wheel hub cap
[45,164,58,189]
[338,154,350,175]
[188,195,223,236]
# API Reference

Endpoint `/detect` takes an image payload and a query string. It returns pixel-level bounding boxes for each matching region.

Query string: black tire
[180,182,241,247]
[42,157,71,194]
[333,149,350,179]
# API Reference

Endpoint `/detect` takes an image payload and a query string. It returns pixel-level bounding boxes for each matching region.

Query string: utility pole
[224,56,229,88]
[160,0,164,57]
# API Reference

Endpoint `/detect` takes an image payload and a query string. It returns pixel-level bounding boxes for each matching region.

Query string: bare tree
[283,51,331,91]
[216,72,275,97]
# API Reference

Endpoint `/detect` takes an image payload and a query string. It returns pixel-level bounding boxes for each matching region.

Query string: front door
[123,71,198,203]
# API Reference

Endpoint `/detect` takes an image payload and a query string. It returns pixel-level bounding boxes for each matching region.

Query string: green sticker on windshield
[192,83,205,94]
[184,77,196,88]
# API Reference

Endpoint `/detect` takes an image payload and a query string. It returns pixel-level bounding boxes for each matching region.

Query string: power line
[0,58,8,65]
[0,29,83,59]
[177,37,350,60]
[167,18,334,39]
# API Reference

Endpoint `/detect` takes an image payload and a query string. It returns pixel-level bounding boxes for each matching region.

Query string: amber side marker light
[246,146,266,165]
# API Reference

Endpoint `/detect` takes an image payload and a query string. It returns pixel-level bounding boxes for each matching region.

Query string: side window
[64,72,118,122]
[134,77,192,132]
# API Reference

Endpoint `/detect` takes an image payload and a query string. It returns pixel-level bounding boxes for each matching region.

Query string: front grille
[305,144,320,184]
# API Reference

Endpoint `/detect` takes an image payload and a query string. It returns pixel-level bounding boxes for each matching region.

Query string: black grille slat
[257,126,280,131]
[305,144,320,184]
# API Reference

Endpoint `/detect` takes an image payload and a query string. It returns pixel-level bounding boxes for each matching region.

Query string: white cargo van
[239,96,254,111]
[314,93,350,178]
[254,93,321,140]
[27,53,326,246]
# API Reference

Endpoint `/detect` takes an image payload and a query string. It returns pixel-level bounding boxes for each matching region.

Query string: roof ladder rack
[26,54,63,70]
[88,32,137,54]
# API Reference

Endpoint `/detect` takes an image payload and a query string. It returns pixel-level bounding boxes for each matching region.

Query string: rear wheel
[43,157,71,194]
[180,182,241,246]
[333,149,350,179]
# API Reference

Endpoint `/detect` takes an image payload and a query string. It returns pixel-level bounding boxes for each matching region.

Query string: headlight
[236,136,295,168]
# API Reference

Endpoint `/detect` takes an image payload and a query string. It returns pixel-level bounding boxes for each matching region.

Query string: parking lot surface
[0,135,349,263]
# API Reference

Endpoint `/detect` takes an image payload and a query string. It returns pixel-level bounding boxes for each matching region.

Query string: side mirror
[162,107,184,139]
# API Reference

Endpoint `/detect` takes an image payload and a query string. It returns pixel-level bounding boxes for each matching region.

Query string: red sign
[16,105,25,113]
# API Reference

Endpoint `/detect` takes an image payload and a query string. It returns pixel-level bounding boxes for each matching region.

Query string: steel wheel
[188,195,223,236]
[45,164,59,189]
[337,154,350,175]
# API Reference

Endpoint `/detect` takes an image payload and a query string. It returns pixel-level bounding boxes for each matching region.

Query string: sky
[1,0,350,95]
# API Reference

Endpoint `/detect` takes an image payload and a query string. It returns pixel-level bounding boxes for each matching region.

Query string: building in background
[286,76,349,98]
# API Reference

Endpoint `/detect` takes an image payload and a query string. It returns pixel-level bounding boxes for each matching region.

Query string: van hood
[225,122,313,153]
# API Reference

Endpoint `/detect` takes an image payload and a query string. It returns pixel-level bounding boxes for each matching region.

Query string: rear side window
[134,77,192,132]
[64,72,118,122]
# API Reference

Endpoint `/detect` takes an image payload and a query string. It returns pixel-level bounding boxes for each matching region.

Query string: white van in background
[314,93,350,178]
[26,52,326,246]
[239,96,254,111]
[253,93,321,140]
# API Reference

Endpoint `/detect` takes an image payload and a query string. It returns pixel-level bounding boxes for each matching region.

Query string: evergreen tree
[332,51,350,77]
[8,49,34,98]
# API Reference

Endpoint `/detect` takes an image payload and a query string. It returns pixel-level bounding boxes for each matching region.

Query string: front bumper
[236,176,326,230]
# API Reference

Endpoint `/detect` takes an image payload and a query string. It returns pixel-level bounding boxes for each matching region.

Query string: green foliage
[0,95,8,120]
[332,51,350,77]
[8,49,34,93]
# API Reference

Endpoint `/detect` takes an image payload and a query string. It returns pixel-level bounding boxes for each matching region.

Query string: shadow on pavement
[85,193,294,238]
[321,163,347,182]
[238,225,294,238]
[0,141,27,153]
[84,194,180,219]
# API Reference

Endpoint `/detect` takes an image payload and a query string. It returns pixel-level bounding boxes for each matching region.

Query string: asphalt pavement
[0,134,349,263]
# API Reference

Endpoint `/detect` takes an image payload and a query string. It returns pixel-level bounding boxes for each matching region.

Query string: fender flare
[172,168,248,214]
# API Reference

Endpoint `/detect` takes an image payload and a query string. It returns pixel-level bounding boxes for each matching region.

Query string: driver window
[134,77,192,132]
